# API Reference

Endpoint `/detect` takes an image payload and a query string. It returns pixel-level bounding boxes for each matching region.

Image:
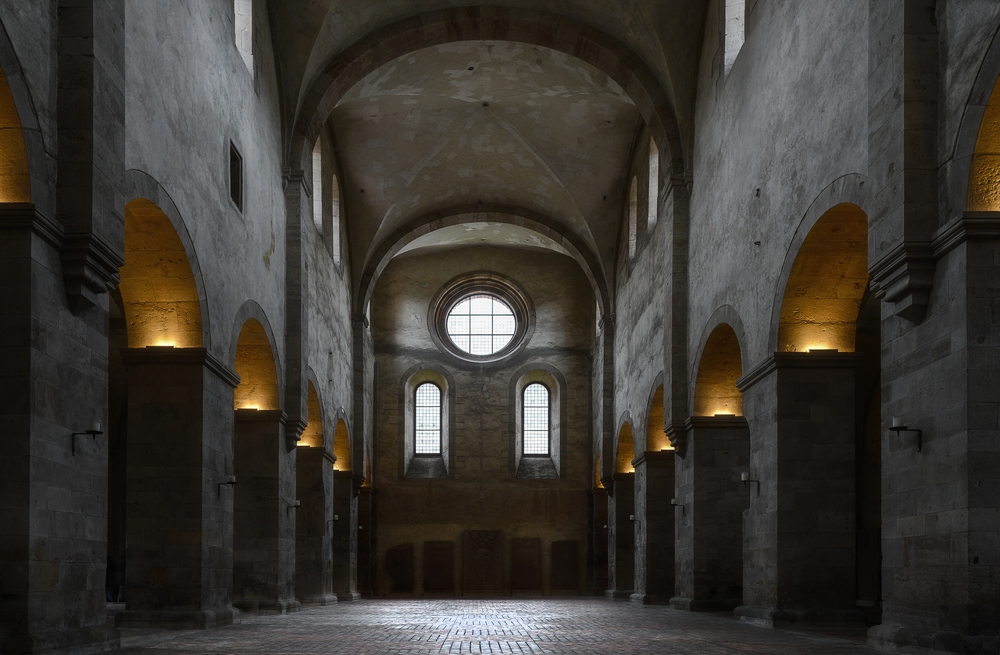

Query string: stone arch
[615,416,635,474]
[358,203,610,317]
[643,374,669,452]
[968,64,1000,210]
[118,198,204,349]
[230,304,283,411]
[300,378,324,449]
[693,324,744,417]
[333,417,350,472]
[289,7,686,184]
[767,174,870,355]
[0,22,45,209]
[124,170,212,350]
[952,22,1000,214]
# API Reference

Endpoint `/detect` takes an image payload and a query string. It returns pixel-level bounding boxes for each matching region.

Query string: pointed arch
[333,417,350,472]
[693,324,744,417]
[0,61,30,203]
[644,375,669,452]
[300,380,324,448]
[230,303,282,411]
[616,419,635,474]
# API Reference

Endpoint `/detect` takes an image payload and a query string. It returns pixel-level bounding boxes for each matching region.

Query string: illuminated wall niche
[233,319,279,410]
[970,75,1000,211]
[333,418,350,472]
[616,422,635,474]
[119,199,202,348]
[645,384,672,450]
[778,203,868,353]
[0,64,30,203]
[693,324,743,416]
[299,381,324,448]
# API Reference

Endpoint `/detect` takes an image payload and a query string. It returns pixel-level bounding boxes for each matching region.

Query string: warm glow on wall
[0,66,30,203]
[778,203,868,353]
[694,324,743,416]
[120,199,203,348]
[233,319,280,410]
[594,458,604,488]
[333,418,350,471]
[299,381,324,448]
[616,423,635,474]
[970,76,1000,211]
[645,385,673,450]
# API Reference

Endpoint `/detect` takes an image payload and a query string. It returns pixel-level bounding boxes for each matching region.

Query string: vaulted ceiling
[267,1,708,298]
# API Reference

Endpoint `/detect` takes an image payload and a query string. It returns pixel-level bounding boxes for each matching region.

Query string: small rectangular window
[229,142,243,212]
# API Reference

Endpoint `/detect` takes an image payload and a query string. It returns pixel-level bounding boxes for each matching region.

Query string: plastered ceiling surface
[396,221,572,257]
[331,40,640,268]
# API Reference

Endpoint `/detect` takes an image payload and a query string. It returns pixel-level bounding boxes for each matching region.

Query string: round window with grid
[445,294,517,356]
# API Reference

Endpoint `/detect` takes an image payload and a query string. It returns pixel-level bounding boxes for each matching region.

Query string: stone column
[735,352,861,626]
[868,219,1000,654]
[114,347,240,629]
[588,488,609,595]
[605,472,634,598]
[332,470,360,600]
[0,206,120,652]
[232,409,300,613]
[356,485,375,595]
[631,451,675,604]
[670,416,749,611]
[295,446,336,605]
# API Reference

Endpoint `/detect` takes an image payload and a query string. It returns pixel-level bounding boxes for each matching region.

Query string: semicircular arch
[229,301,284,411]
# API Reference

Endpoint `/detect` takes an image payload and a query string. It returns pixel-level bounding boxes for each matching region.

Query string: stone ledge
[115,608,240,630]
[868,623,1000,655]
[1,625,119,655]
[670,596,740,611]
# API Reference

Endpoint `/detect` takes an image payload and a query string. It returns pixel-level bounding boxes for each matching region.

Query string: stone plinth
[735,352,862,626]
[232,409,300,614]
[605,473,634,599]
[631,451,675,604]
[670,416,749,611]
[295,447,336,605]
[332,470,360,600]
[116,347,241,630]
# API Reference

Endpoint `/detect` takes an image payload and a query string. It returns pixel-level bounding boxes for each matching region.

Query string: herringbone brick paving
[115,599,879,654]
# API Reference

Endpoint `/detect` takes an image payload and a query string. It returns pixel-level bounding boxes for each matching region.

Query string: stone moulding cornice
[736,352,864,393]
[869,240,935,324]
[352,313,369,329]
[234,408,289,424]
[683,415,749,431]
[120,347,241,389]
[0,203,63,249]
[931,212,1000,258]
[631,450,674,469]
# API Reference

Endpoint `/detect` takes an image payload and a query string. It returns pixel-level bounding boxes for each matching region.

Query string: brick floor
[115,599,879,654]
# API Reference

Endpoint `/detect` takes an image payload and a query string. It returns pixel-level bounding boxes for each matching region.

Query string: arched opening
[646,385,670,450]
[333,418,350,472]
[119,199,203,348]
[0,63,31,203]
[331,174,341,265]
[969,74,1000,211]
[233,319,279,410]
[693,325,743,416]
[777,203,869,353]
[312,139,323,231]
[300,381,323,448]
[647,138,659,231]
[616,423,635,474]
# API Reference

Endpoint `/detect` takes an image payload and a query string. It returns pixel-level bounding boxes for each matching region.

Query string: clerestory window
[414,382,442,455]
[312,140,323,231]
[445,293,516,357]
[522,383,550,456]
[234,0,253,75]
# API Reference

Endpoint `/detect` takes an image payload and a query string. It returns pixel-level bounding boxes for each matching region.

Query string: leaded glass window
[414,382,441,455]
[523,383,550,456]
[445,294,516,356]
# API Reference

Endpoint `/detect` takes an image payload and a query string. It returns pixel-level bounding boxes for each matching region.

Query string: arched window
[724,0,745,76]
[312,140,323,231]
[628,176,637,259]
[414,382,442,455]
[522,383,550,455]
[234,0,253,74]
[647,138,659,230]
[331,174,341,265]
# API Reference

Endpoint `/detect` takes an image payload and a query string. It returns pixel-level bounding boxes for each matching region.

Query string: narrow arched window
[724,0,745,76]
[647,138,659,230]
[331,174,341,265]
[414,382,442,455]
[234,0,253,74]
[522,383,550,456]
[628,176,637,259]
[312,140,323,231]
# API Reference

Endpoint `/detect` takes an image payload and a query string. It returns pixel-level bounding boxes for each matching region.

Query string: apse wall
[370,245,595,596]
[688,0,868,364]
[124,0,287,357]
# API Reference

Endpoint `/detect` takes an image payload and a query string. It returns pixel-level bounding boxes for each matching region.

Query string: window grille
[523,383,549,455]
[414,382,441,455]
[446,294,516,356]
